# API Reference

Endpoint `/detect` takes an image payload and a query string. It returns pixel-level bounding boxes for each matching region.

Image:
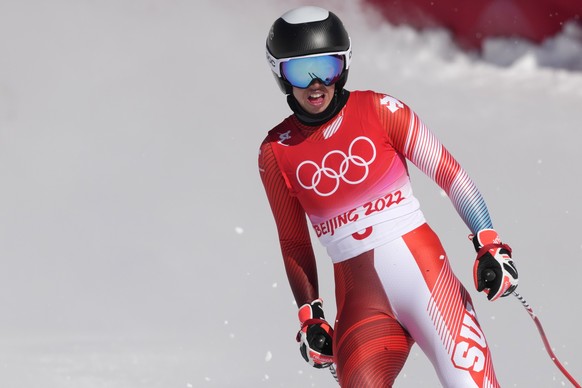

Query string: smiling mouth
[308,93,324,102]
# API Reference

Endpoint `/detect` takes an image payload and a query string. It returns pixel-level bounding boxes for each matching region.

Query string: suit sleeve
[258,138,319,307]
[375,93,494,234]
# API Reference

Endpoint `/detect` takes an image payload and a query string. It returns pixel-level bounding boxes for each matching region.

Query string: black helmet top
[266,6,352,94]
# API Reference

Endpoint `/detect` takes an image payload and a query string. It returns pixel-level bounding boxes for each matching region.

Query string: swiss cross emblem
[380,95,403,113]
[278,130,292,145]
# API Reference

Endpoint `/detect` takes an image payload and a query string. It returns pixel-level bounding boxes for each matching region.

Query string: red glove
[471,229,518,301]
[296,299,334,368]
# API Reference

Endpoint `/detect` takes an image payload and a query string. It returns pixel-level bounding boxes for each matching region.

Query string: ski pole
[483,268,580,386]
[329,363,340,385]
[512,291,581,387]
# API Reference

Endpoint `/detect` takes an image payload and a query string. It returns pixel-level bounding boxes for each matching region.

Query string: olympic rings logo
[296,136,376,197]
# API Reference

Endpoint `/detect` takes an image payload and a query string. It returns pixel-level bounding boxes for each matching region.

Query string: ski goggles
[267,45,352,89]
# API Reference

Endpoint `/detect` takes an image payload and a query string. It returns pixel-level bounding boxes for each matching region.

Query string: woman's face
[292,81,335,115]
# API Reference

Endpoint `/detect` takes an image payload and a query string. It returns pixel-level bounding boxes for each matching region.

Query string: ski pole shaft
[330,363,340,385]
[482,269,579,386]
[512,292,581,387]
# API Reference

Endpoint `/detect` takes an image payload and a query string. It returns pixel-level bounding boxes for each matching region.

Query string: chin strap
[287,89,350,126]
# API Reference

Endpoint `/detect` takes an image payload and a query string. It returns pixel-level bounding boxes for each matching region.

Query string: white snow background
[1,0,581,387]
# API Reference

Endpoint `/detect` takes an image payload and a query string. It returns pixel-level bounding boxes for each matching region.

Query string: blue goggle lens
[281,55,345,88]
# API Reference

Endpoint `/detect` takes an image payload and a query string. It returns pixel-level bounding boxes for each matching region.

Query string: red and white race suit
[259,90,499,387]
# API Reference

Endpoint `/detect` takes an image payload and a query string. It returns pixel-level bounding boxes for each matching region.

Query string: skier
[258,6,518,387]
